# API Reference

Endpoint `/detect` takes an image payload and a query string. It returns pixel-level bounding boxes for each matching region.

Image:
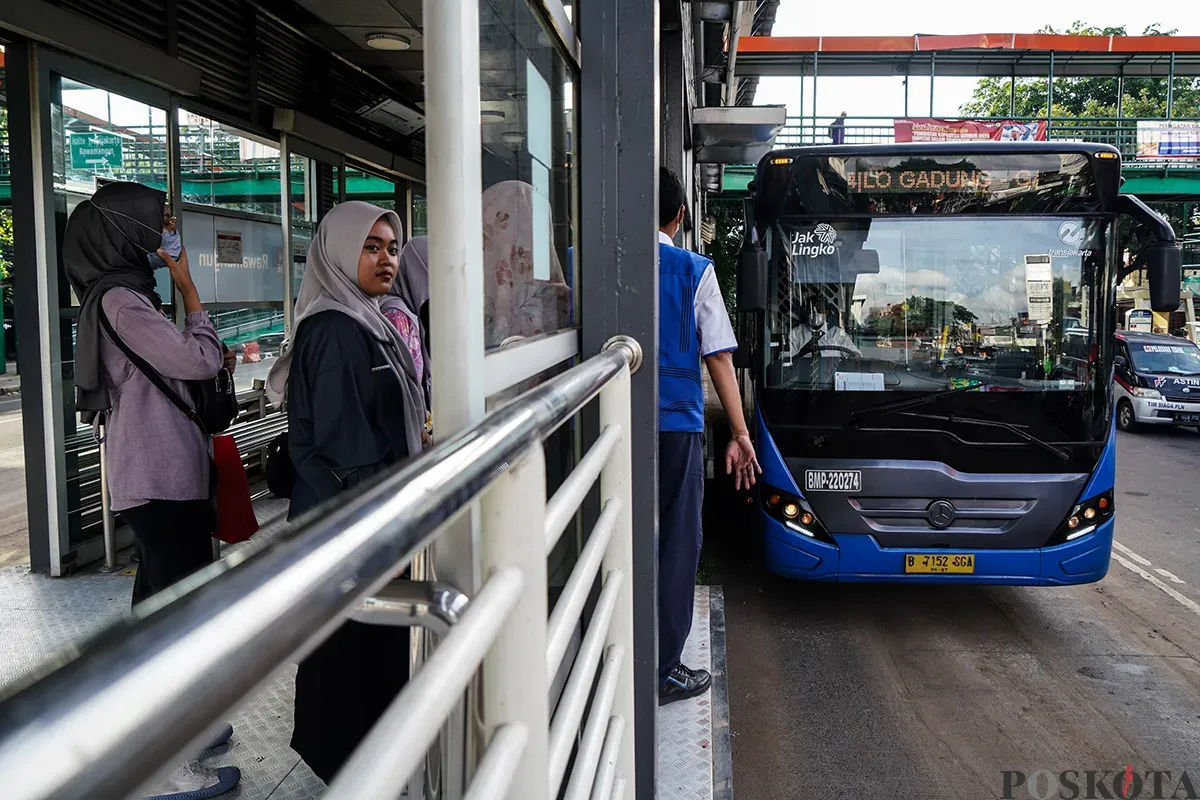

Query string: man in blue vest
[657,167,760,704]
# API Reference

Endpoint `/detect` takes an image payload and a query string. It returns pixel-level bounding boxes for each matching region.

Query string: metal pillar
[812,51,819,143]
[1167,53,1176,119]
[661,25,686,233]
[929,52,935,115]
[798,64,804,141]
[1117,73,1124,119]
[903,75,908,117]
[167,97,185,326]
[98,433,117,572]
[1047,51,1054,129]
[1009,73,1016,116]
[580,1,660,798]
[425,0,488,795]
[7,39,69,574]
[280,133,294,336]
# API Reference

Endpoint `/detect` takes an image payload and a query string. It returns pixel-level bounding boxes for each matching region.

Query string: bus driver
[786,290,861,360]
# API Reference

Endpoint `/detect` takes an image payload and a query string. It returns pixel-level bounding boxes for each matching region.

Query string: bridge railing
[209,307,286,344]
[775,116,1200,166]
[0,337,644,800]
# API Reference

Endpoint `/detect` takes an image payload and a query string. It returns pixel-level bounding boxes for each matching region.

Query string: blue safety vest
[658,242,710,433]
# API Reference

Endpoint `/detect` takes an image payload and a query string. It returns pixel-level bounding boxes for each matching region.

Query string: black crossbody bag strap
[98,306,209,436]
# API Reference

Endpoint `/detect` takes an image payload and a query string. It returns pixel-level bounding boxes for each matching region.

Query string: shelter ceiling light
[366,33,411,51]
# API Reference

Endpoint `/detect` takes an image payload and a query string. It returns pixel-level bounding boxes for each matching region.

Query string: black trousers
[291,621,411,785]
[120,499,214,607]
[658,431,704,686]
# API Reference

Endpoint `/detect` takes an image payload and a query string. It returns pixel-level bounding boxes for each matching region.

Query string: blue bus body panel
[754,405,1116,586]
[761,514,1112,585]
[755,406,802,495]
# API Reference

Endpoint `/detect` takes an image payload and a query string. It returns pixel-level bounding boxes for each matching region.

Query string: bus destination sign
[845,167,1044,194]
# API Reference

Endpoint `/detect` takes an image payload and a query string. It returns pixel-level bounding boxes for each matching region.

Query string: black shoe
[659,664,712,705]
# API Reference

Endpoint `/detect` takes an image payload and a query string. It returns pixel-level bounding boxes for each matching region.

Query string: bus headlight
[1048,490,1114,545]
[1131,387,1161,399]
[761,485,834,543]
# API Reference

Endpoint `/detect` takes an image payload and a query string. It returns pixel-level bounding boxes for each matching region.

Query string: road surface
[714,427,1200,799]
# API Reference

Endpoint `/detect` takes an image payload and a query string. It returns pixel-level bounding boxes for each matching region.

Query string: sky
[752,0,1200,123]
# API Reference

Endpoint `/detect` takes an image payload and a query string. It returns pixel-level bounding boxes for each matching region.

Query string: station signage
[69,131,124,170]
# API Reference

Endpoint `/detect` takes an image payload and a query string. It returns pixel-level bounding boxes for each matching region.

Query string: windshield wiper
[899,411,1072,462]
[811,382,990,446]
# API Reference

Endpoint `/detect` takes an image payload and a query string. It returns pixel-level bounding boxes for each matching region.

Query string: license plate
[805,469,861,492]
[1176,413,1200,424]
[904,554,975,574]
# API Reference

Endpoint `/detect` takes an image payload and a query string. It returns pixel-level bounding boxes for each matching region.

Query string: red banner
[894,118,1048,143]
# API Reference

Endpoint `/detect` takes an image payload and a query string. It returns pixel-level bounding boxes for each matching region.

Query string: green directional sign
[69,131,124,170]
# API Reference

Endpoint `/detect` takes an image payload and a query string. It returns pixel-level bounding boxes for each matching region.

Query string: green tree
[959,22,1200,119]
[706,197,744,310]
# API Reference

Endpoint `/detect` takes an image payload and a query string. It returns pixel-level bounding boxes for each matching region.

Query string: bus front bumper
[761,513,1113,586]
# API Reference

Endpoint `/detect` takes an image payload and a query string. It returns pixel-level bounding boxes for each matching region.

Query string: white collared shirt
[658,230,738,356]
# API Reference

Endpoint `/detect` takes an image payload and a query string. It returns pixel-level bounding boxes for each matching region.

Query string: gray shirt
[98,289,223,511]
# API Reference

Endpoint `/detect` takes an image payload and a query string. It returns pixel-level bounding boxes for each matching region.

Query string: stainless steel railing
[0,336,642,800]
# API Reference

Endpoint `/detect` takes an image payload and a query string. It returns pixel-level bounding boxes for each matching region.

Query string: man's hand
[222,348,237,374]
[725,430,761,491]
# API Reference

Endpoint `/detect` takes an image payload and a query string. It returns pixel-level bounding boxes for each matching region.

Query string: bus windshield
[765,215,1107,396]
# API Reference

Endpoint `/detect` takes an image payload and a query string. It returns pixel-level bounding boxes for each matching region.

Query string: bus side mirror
[1146,242,1182,313]
[738,243,768,313]
[1118,194,1182,313]
[1114,354,1128,371]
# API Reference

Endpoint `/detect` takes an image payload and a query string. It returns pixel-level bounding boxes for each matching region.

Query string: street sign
[69,131,123,170]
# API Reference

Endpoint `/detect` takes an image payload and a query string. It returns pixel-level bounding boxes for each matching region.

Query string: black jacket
[286,310,411,520]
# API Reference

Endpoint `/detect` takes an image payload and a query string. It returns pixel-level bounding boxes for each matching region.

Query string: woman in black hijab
[65,181,169,413]
[63,182,238,798]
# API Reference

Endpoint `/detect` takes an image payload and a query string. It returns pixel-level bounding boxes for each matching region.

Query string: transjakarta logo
[1051,221,1093,258]
[1059,221,1086,245]
[1002,767,1199,799]
[790,224,837,257]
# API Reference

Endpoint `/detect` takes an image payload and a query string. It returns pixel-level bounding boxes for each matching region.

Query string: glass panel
[178,111,281,216]
[479,0,578,349]
[411,185,427,237]
[289,154,315,302]
[174,113,285,391]
[289,154,343,302]
[0,42,29,569]
[52,77,170,548]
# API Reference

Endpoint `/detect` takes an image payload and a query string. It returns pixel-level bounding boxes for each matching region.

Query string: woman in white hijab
[267,201,420,786]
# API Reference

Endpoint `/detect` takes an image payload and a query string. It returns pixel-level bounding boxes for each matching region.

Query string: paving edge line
[708,585,734,800]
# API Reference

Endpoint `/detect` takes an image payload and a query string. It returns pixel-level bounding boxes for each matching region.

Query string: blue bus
[734,142,1181,584]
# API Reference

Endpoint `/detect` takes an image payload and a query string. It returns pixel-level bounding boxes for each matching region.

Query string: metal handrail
[0,340,640,800]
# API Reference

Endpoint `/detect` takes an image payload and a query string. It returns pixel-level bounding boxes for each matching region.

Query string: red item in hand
[212,433,259,544]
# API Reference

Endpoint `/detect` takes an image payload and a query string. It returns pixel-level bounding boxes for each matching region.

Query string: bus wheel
[1117,399,1138,432]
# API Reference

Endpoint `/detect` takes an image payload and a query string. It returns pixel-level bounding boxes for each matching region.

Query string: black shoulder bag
[97,309,238,435]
